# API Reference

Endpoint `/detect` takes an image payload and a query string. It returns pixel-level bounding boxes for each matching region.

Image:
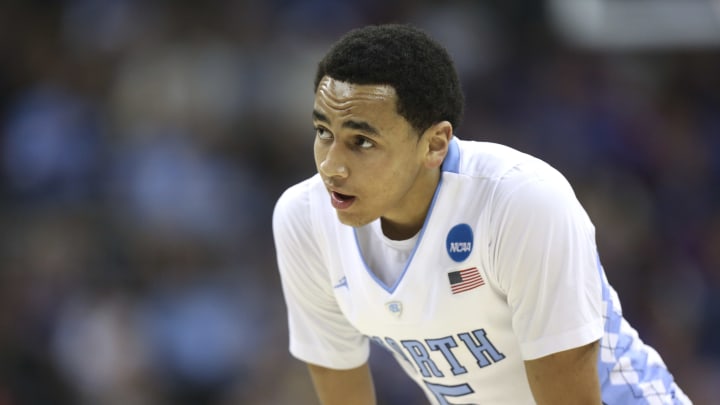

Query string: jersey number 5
[424,381,474,405]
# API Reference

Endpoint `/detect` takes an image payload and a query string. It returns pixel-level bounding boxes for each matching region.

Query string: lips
[330,191,356,209]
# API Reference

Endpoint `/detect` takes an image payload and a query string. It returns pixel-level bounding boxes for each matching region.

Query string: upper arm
[273,182,369,368]
[307,362,376,405]
[491,167,603,359]
[524,340,602,405]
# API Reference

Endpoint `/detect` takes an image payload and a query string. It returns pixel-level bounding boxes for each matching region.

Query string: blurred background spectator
[0,1,718,404]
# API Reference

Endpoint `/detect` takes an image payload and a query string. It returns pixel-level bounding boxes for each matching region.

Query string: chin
[335,211,374,228]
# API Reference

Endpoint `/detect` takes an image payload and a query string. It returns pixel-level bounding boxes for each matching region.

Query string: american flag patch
[448,267,484,294]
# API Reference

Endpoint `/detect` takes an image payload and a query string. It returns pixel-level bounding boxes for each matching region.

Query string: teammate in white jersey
[272,24,691,404]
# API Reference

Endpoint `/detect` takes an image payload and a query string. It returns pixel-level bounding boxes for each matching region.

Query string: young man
[272,24,691,404]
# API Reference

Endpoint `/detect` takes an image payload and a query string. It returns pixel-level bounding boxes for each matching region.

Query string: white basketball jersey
[273,138,691,404]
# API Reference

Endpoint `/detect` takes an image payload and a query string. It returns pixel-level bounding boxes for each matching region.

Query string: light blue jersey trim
[442,136,460,174]
[596,256,690,404]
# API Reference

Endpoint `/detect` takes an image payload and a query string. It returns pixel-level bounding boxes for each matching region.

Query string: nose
[318,142,349,179]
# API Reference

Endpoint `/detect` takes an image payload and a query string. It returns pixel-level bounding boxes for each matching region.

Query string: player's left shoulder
[451,137,555,182]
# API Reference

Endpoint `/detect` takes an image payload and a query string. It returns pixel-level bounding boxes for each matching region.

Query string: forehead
[314,76,398,115]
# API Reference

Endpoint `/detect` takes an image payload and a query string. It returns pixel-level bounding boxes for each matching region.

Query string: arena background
[0,1,718,404]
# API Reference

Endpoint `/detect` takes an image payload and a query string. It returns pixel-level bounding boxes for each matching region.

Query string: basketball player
[272,24,692,404]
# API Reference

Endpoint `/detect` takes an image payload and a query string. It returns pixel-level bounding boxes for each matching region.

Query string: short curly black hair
[314,24,464,135]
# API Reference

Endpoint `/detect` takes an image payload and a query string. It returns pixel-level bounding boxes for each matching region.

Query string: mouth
[330,190,356,209]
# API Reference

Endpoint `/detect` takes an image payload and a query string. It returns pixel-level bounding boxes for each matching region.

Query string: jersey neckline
[351,137,460,294]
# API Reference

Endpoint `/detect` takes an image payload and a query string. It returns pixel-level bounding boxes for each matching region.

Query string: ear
[423,121,453,169]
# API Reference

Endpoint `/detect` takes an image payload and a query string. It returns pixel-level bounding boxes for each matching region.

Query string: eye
[315,126,333,141]
[354,136,374,149]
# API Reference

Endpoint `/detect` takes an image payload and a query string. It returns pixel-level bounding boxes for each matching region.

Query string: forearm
[308,362,376,405]
[524,340,603,405]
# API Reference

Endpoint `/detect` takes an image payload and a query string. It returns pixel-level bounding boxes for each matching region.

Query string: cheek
[313,143,324,167]
[372,163,407,191]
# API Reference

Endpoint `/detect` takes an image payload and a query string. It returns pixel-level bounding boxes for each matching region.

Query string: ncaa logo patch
[446,223,473,262]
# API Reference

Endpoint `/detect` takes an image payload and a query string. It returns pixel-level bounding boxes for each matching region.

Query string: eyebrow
[312,109,380,136]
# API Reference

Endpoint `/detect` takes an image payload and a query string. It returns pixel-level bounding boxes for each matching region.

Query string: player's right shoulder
[274,174,323,211]
[273,174,325,231]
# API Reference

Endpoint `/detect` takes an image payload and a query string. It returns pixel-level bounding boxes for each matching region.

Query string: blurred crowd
[0,1,718,404]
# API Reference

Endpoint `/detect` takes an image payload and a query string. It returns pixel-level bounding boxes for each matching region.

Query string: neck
[380,168,440,240]
[380,217,422,241]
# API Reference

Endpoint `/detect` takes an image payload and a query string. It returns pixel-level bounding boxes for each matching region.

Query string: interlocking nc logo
[385,301,403,317]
